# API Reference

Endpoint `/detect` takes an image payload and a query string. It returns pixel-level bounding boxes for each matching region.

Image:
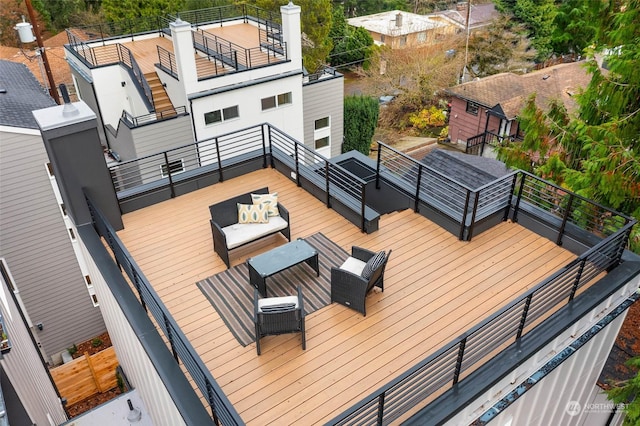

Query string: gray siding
[303,76,344,158]
[130,115,195,158]
[0,260,67,424]
[0,129,105,361]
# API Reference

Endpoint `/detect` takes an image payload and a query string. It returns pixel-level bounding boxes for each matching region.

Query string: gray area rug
[196,233,347,346]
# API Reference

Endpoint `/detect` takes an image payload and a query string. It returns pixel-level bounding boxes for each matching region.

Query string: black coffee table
[247,239,319,297]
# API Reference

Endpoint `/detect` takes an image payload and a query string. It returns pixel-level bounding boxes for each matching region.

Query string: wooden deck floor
[117,168,577,425]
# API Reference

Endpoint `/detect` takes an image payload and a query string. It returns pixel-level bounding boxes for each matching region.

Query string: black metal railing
[109,123,369,231]
[86,197,243,426]
[192,28,287,78]
[121,106,187,127]
[65,34,154,110]
[326,219,634,426]
[157,45,178,78]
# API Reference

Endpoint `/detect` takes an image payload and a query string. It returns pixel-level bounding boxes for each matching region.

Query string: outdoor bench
[209,187,290,268]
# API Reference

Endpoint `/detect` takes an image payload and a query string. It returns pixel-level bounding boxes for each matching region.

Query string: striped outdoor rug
[196,233,348,346]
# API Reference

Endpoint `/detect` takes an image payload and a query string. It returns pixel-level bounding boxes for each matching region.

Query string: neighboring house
[348,10,452,49]
[0,60,107,424]
[429,2,499,32]
[445,61,592,154]
[64,3,343,173]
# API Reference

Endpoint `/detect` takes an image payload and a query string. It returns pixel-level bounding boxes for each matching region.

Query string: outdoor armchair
[331,247,391,316]
[254,286,305,355]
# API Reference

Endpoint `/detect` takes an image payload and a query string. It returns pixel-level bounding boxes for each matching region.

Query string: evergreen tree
[343,95,379,155]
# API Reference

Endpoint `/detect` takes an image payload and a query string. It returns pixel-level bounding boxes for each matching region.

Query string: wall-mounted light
[121,81,126,87]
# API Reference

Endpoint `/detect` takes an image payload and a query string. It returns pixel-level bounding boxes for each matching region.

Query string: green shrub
[343,95,380,155]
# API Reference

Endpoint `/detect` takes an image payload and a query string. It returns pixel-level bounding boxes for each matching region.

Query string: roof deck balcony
[87,122,635,425]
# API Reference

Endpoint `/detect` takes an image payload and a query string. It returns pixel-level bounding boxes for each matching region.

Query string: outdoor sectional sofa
[209,187,290,268]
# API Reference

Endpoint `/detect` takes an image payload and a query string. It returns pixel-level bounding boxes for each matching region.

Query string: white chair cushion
[223,216,288,249]
[340,256,367,275]
[258,295,299,312]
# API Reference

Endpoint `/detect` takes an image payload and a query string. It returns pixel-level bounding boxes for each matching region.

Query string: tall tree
[102,0,185,22]
[328,5,374,68]
[494,0,558,61]
[496,0,640,252]
[343,95,379,155]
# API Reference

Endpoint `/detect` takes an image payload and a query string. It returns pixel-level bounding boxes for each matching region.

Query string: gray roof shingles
[0,60,56,129]
[421,148,510,189]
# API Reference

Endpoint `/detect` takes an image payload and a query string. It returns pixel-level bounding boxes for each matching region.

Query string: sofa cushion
[251,192,279,217]
[258,295,299,312]
[223,216,289,249]
[340,256,367,276]
[238,203,269,224]
[361,251,386,280]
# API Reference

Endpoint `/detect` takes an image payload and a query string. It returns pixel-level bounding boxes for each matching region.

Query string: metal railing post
[361,184,366,232]
[556,193,575,246]
[377,393,385,426]
[453,337,467,385]
[294,144,301,187]
[516,294,533,339]
[164,152,176,198]
[132,271,147,313]
[164,315,179,362]
[214,137,223,182]
[459,191,471,240]
[414,164,423,213]
[375,142,382,189]
[325,162,331,207]
[503,173,518,221]
[568,258,587,301]
[466,190,480,241]
[512,172,526,223]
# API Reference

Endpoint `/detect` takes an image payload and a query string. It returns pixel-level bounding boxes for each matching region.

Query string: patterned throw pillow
[251,192,279,217]
[237,203,269,224]
[260,303,296,313]
[361,251,386,280]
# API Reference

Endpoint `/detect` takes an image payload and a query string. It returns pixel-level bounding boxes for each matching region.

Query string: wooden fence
[50,346,119,406]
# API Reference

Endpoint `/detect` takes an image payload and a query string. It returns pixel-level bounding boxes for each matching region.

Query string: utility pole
[462,0,471,83]
[25,0,60,104]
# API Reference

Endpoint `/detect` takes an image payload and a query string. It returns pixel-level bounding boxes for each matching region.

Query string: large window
[466,101,479,116]
[204,105,239,125]
[261,92,293,111]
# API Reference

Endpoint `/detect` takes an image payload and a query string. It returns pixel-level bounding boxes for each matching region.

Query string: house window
[315,117,330,130]
[204,110,222,125]
[277,92,292,106]
[204,105,239,125]
[315,136,330,149]
[417,32,426,43]
[223,105,239,120]
[400,35,407,46]
[262,92,293,111]
[161,159,185,178]
[466,101,479,116]
[380,34,385,43]
[313,116,331,152]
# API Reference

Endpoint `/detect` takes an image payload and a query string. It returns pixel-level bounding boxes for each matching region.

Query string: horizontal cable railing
[157,45,178,79]
[86,196,243,426]
[106,125,635,425]
[327,218,634,425]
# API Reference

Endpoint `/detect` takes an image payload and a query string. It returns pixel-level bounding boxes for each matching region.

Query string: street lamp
[15,0,60,104]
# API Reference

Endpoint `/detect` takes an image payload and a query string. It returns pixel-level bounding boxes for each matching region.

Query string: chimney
[456,2,468,12]
[395,12,403,28]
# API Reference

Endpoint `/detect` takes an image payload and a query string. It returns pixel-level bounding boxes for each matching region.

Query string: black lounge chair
[330,247,391,316]
[254,286,305,355]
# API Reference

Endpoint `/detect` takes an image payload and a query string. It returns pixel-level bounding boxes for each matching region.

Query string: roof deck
[67,15,288,79]
[116,167,578,425]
